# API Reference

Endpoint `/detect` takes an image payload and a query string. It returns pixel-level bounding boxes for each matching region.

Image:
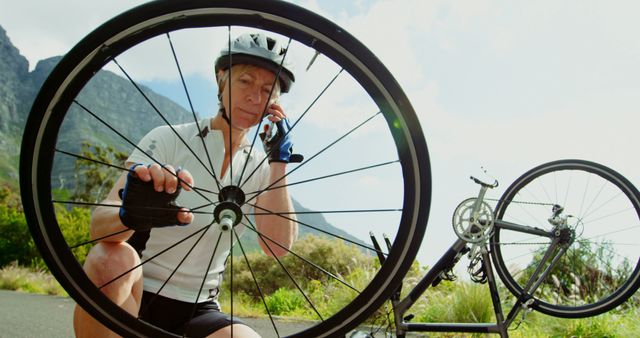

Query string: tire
[491,159,640,318]
[19,1,431,337]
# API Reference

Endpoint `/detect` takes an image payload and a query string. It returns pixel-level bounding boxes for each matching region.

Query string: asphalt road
[0,290,75,338]
[0,290,380,338]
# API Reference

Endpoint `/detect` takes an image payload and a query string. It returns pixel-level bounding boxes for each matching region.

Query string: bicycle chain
[485,197,559,247]
[491,241,551,246]
[485,197,556,207]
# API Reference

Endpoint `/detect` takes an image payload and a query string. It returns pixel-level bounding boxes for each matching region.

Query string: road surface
[0,290,389,337]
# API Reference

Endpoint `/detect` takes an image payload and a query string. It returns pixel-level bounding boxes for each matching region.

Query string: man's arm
[255,162,298,257]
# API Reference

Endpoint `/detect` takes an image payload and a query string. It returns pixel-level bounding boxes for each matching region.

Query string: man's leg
[207,324,262,338]
[74,242,143,338]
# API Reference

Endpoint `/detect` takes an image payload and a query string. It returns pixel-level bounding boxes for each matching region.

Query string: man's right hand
[119,163,194,230]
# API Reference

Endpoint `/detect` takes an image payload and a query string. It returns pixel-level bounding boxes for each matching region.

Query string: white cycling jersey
[127,119,270,303]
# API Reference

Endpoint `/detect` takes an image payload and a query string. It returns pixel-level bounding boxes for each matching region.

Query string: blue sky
[2,0,639,267]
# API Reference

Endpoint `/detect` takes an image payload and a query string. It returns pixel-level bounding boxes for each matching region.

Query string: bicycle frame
[375,179,569,338]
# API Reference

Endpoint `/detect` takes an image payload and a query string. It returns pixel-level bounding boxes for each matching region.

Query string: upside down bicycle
[19,1,640,337]
[366,159,640,337]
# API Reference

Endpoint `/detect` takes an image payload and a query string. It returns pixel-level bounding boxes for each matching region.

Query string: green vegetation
[515,239,633,308]
[0,262,66,296]
[219,235,384,320]
[0,185,92,270]
[72,142,128,203]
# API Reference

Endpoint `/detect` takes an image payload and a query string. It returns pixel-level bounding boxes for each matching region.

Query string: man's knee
[84,242,142,299]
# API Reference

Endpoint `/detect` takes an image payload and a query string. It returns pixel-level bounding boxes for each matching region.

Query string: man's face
[219,66,279,130]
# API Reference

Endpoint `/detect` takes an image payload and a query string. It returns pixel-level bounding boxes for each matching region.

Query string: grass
[0,262,67,296]
[1,262,639,337]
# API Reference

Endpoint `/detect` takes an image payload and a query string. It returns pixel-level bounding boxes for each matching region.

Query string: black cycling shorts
[139,291,246,337]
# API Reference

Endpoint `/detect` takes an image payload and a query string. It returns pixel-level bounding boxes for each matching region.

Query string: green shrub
[454,283,493,323]
[55,205,92,265]
[411,281,492,324]
[0,203,40,267]
[0,183,92,269]
[517,240,631,307]
[226,235,377,300]
[265,287,306,316]
[220,235,391,321]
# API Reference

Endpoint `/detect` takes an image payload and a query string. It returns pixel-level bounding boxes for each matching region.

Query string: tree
[72,142,128,203]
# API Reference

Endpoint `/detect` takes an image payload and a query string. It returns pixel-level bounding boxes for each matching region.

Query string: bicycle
[18,1,639,337]
[364,159,640,337]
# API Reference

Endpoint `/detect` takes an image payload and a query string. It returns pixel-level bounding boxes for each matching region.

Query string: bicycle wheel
[20,0,431,337]
[490,159,640,318]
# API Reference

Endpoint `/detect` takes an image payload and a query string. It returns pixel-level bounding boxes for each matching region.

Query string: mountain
[0,24,367,250]
[0,25,29,181]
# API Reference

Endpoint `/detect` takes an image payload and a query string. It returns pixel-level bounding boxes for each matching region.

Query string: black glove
[259,119,304,163]
[118,165,186,231]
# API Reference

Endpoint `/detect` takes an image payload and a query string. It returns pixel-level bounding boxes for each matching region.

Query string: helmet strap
[218,106,231,125]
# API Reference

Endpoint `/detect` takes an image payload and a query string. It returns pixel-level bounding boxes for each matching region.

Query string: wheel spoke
[583,208,639,226]
[582,191,625,222]
[242,218,361,293]
[511,192,550,229]
[237,38,293,187]
[578,174,592,217]
[69,228,132,249]
[226,26,233,183]
[245,110,382,205]
[239,68,344,188]
[243,216,324,321]
[112,58,223,189]
[52,200,214,217]
[245,201,384,255]
[165,32,222,192]
[138,221,213,318]
[55,148,130,172]
[72,100,215,204]
[244,160,399,194]
[54,150,218,195]
[583,224,640,241]
[98,225,211,290]
[186,231,224,334]
[247,208,401,216]
[232,227,281,337]
[581,180,608,220]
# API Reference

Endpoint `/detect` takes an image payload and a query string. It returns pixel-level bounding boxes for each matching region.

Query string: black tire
[491,159,640,318]
[20,1,431,337]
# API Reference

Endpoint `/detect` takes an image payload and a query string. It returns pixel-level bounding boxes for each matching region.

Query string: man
[74,32,301,338]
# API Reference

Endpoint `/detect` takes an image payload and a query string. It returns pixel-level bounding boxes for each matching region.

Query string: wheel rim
[491,160,640,317]
[20,1,431,337]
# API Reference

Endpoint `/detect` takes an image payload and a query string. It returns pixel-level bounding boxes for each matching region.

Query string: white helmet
[215,33,295,93]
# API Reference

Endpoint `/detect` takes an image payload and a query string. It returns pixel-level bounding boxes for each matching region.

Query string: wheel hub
[213,185,246,231]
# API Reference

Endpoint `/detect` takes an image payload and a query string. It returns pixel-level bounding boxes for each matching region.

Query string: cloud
[0,1,147,69]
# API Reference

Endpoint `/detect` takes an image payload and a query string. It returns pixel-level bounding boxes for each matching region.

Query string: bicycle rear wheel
[20,1,431,337]
[491,159,640,318]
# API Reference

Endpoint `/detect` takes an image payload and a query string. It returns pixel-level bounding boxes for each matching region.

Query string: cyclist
[74,33,302,338]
